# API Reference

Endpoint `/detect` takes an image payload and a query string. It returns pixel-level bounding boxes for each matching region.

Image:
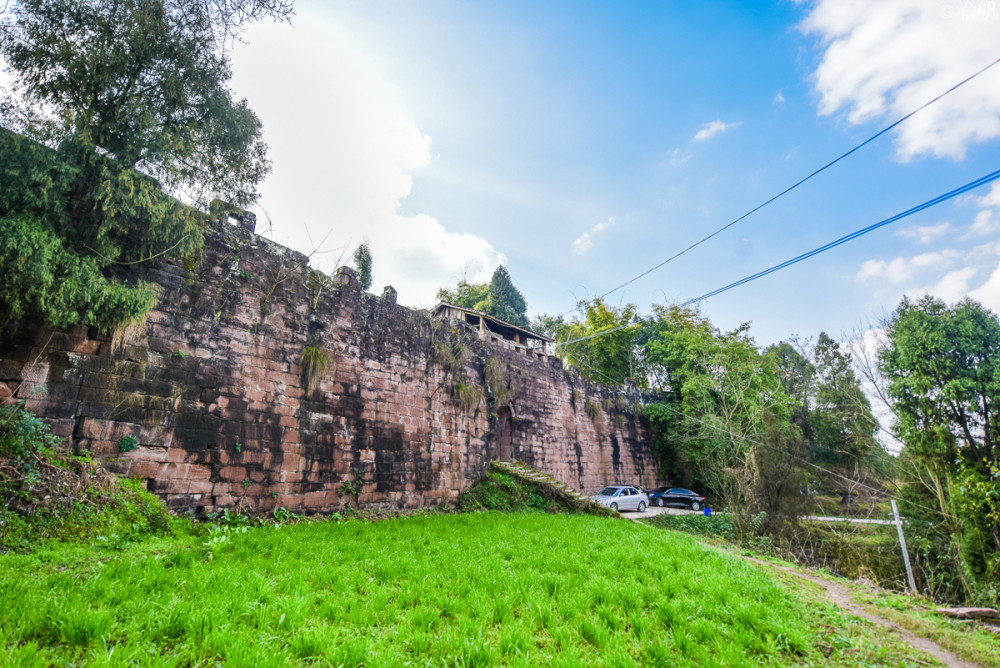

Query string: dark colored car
[648,487,706,511]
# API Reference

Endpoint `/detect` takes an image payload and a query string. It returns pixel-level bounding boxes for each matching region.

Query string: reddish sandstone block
[130,460,160,479]
[276,470,304,483]
[303,491,325,508]
[218,465,246,481]
[76,418,109,440]
[132,446,169,463]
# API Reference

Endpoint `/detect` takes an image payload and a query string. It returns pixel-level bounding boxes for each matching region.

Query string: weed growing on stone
[452,382,483,414]
[337,479,362,503]
[299,345,330,393]
[584,398,602,423]
[117,435,137,453]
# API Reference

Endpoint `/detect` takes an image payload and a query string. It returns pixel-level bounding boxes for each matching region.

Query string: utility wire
[560,55,1000,318]
[557,167,1000,347]
[682,167,1000,307]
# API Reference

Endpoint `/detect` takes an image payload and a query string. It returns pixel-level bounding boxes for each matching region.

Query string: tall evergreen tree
[482,266,528,327]
[352,240,373,291]
[436,266,529,328]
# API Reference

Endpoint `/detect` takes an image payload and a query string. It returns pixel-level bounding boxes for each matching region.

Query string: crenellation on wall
[0,215,661,513]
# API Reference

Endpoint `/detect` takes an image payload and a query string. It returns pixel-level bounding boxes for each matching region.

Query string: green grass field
[0,512,945,666]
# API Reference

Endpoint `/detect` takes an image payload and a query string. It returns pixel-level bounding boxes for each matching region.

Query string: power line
[560,55,1000,318]
[557,167,1000,348]
[682,167,1000,306]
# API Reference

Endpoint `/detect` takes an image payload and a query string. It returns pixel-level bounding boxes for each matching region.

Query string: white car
[590,485,649,512]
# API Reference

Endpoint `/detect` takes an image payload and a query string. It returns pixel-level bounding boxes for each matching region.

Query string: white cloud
[774,91,786,106]
[896,221,951,243]
[920,266,980,303]
[856,250,958,283]
[692,120,742,142]
[802,0,1000,160]
[981,181,1000,209]
[960,182,1000,238]
[229,17,504,307]
[965,209,1000,237]
[571,217,615,255]
[665,148,692,166]
[969,260,1000,311]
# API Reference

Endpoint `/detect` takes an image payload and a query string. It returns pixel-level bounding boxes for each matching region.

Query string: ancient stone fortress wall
[0,217,660,513]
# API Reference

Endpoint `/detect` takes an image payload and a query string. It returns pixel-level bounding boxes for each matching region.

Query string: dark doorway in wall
[497,407,513,461]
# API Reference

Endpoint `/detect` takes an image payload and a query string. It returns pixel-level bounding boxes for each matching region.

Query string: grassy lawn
[0,512,951,666]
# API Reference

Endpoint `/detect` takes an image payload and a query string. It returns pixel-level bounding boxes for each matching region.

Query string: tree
[881,295,1000,599]
[352,240,373,291]
[559,299,643,386]
[1,0,276,208]
[769,334,880,471]
[480,266,528,327]
[809,332,879,467]
[640,304,798,538]
[436,280,489,310]
[0,0,289,330]
[436,265,529,328]
[883,296,999,477]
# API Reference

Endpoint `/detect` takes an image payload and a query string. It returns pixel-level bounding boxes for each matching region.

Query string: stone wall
[0,217,660,513]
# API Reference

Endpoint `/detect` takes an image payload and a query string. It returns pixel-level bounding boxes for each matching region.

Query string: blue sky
[229,0,1000,346]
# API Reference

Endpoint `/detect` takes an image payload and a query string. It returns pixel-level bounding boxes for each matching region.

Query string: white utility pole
[891,499,917,594]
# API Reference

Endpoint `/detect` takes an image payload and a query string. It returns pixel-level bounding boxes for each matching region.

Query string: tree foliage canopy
[1,0,276,208]
[769,333,879,469]
[436,280,489,311]
[555,299,643,386]
[436,266,529,328]
[0,0,288,331]
[640,304,798,537]
[882,296,999,474]
[352,240,373,291]
[881,295,1000,599]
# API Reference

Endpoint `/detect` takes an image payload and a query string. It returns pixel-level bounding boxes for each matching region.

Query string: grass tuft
[300,345,331,393]
[452,382,484,414]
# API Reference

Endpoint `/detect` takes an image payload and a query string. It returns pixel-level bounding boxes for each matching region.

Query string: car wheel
[691,501,701,511]
[656,498,665,507]
[610,502,618,511]
[637,501,646,512]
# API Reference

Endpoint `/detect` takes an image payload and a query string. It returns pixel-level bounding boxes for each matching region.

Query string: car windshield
[597,487,620,496]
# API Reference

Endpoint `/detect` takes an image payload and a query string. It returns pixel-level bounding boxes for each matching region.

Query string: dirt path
[743,556,979,667]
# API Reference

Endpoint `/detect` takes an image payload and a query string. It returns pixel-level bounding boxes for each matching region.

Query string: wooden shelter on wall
[431,302,556,358]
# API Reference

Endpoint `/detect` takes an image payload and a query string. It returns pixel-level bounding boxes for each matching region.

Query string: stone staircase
[492,460,611,514]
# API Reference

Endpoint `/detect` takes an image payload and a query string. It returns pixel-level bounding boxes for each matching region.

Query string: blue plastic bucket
[703,507,711,517]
